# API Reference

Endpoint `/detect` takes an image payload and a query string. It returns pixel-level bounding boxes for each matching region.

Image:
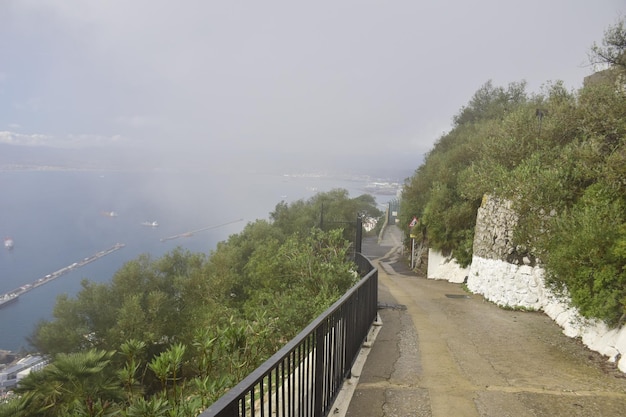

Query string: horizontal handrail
[199,253,378,417]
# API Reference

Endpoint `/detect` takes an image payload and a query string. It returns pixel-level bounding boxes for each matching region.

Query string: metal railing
[199,253,378,417]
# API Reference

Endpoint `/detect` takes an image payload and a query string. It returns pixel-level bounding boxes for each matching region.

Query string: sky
[0,0,624,173]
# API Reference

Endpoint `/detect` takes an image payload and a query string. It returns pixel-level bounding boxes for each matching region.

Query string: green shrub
[539,183,626,325]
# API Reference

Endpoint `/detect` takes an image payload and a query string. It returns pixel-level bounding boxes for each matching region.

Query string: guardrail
[199,252,378,417]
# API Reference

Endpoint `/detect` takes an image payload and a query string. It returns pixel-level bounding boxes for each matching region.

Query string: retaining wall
[428,194,626,372]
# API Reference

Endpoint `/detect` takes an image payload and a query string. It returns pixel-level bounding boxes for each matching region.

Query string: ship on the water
[141,221,159,227]
[4,237,14,250]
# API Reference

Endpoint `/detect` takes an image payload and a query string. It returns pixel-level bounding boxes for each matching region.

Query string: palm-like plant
[148,343,186,403]
[124,397,170,417]
[118,339,148,402]
[15,350,123,417]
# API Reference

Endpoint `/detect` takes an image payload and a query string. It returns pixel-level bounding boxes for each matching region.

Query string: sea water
[0,169,396,351]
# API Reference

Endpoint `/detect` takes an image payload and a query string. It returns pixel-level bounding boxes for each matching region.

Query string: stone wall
[428,194,626,373]
[472,195,518,261]
[467,194,543,308]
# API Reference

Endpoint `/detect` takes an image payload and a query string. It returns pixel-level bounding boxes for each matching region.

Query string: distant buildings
[0,355,48,390]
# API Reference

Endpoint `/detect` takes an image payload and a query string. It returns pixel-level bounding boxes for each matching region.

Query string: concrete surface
[341,225,626,417]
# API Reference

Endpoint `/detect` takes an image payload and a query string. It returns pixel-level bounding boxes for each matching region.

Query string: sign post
[411,237,416,269]
[409,216,418,269]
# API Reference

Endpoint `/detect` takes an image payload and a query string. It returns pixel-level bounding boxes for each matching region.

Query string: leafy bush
[540,183,626,325]
[401,50,625,324]
[9,189,378,417]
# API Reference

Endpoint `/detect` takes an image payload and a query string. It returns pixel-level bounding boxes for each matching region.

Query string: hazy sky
[0,1,624,171]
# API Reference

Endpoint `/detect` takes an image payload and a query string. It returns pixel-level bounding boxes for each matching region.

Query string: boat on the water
[141,221,159,227]
[4,237,14,249]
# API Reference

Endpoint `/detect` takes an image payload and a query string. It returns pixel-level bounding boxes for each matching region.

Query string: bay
[0,169,396,351]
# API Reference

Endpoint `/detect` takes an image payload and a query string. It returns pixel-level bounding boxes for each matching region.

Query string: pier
[160,218,243,242]
[0,243,125,309]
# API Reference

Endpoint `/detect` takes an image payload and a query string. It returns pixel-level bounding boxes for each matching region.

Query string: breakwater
[0,243,125,309]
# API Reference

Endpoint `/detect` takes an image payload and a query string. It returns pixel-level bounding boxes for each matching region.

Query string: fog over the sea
[0,1,624,174]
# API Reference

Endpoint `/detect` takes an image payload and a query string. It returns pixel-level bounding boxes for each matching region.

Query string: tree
[589,17,626,71]
[23,189,374,415]
[401,39,626,324]
[31,249,215,356]
[244,228,358,337]
[452,80,527,127]
[270,188,382,244]
[540,183,626,325]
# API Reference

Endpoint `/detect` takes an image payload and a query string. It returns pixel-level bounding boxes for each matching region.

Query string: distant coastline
[0,164,407,190]
[0,164,86,172]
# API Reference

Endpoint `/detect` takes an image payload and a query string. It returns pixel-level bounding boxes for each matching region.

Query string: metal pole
[355,217,362,254]
[411,238,416,269]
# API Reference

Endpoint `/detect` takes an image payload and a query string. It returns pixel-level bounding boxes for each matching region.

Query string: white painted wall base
[427,249,469,284]
[466,255,626,373]
[424,194,626,372]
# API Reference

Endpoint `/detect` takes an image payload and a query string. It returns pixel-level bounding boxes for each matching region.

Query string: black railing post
[314,323,325,416]
[355,216,362,255]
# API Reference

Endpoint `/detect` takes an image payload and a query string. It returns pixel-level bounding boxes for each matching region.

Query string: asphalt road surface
[346,226,626,417]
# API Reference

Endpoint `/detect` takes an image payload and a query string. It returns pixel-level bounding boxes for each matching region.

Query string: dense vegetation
[0,189,382,417]
[401,19,626,326]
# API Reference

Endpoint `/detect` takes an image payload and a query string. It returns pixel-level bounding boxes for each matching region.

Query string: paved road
[346,225,626,417]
